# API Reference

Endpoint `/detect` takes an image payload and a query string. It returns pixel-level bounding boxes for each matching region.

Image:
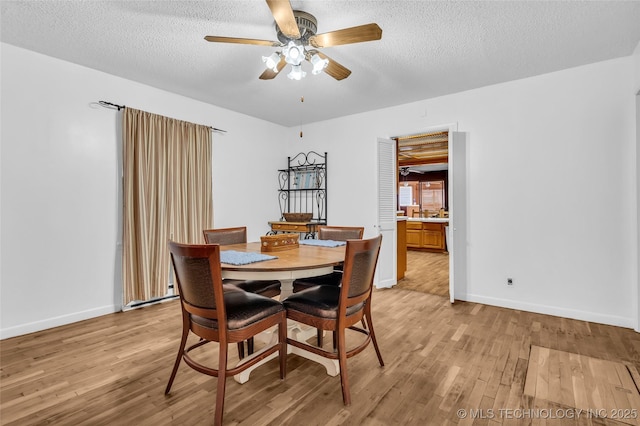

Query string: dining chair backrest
[339,235,382,306]
[169,241,226,325]
[317,226,364,241]
[203,227,247,245]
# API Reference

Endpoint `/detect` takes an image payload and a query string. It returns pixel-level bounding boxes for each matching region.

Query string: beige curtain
[122,107,213,305]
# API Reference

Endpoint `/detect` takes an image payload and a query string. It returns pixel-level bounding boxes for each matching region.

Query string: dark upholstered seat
[292,271,344,292]
[166,241,286,426]
[223,278,282,297]
[283,235,384,406]
[190,291,285,330]
[222,283,244,293]
[283,285,364,318]
[203,227,282,358]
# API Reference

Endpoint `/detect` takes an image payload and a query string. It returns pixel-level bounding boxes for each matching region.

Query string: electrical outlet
[507,278,513,286]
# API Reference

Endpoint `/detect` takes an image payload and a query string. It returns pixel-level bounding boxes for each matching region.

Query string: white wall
[0,43,286,339]
[298,56,638,328]
[2,42,638,338]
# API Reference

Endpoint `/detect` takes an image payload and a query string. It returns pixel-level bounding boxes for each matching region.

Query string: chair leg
[215,343,229,426]
[330,320,364,351]
[336,326,351,405]
[365,307,384,367]
[237,342,245,359]
[165,323,189,394]
[317,329,324,347]
[279,314,287,379]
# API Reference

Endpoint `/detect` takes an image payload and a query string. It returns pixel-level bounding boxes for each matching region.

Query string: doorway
[395,130,451,298]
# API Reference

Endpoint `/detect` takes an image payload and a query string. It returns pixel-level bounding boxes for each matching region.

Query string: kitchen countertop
[407,217,449,223]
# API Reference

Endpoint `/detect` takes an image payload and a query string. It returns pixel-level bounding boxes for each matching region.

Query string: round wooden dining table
[219,241,346,383]
[220,241,345,298]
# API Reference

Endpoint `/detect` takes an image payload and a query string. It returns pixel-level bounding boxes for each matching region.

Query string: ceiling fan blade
[259,57,287,80]
[309,23,382,48]
[204,35,280,47]
[266,0,300,39]
[311,51,351,81]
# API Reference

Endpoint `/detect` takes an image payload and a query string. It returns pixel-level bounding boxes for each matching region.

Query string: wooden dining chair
[292,225,365,347]
[166,241,286,426]
[283,235,384,405]
[203,227,281,358]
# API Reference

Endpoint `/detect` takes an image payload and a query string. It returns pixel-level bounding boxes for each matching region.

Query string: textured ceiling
[2,1,640,127]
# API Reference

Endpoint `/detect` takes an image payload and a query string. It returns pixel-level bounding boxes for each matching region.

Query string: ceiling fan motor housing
[276,10,317,45]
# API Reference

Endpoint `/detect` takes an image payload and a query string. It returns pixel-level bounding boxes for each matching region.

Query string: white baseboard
[461,293,636,330]
[0,305,119,340]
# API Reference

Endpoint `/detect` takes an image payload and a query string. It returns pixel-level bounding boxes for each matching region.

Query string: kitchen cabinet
[406,221,423,248]
[397,218,407,280]
[406,219,448,252]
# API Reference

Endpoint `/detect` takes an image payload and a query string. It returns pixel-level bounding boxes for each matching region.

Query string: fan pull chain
[299,96,304,138]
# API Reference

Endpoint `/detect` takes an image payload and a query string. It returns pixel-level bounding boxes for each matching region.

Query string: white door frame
[449,130,468,303]
[384,122,463,301]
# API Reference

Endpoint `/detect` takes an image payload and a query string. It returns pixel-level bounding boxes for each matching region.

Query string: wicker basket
[283,212,313,222]
[260,233,299,252]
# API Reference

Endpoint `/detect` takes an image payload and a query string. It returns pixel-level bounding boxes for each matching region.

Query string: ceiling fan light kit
[205,0,382,81]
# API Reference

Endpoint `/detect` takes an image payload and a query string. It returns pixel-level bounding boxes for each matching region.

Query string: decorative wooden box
[260,233,299,252]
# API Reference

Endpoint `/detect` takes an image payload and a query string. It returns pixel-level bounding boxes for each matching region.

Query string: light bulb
[310,53,329,75]
[283,41,304,66]
[287,65,306,80]
[262,52,281,72]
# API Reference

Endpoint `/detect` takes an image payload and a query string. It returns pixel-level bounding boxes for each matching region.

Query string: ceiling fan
[400,167,424,176]
[204,0,382,81]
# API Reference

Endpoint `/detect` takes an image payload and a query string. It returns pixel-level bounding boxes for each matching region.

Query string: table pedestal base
[234,321,339,384]
[228,276,341,384]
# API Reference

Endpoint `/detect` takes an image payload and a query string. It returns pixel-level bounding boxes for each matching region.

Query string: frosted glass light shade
[310,53,329,75]
[283,41,304,66]
[287,64,306,80]
[262,52,281,72]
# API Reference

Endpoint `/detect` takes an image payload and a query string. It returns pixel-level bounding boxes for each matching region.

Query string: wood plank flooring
[2,289,640,425]
[396,250,449,297]
[524,346,640,426]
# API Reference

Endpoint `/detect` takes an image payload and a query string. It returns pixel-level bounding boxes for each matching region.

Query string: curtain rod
[97,100,227,133]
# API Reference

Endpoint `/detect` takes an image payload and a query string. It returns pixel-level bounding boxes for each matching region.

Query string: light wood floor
[396,250,449,297]
[2,289,640,425]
